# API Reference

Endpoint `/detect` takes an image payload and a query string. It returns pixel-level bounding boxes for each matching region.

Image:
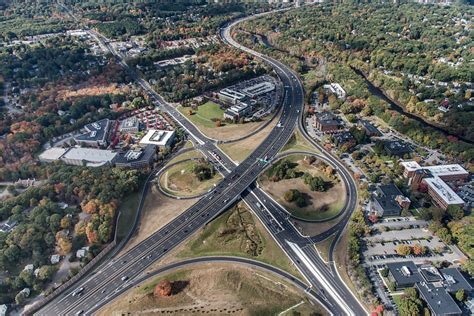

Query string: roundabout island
[158,158,223,199]
[258,153,346,222]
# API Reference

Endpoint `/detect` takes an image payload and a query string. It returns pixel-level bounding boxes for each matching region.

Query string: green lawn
[115,179,145,240]
[178,101,224,129]
[280,131,320,154]
[160,160,223,197]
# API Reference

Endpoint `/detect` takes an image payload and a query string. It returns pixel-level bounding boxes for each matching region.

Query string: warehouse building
[60,148,117,167]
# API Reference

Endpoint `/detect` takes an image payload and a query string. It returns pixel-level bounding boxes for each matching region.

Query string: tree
[37,265,56,281]
[15,291,27,305]
[399,287,422,316]
[395,244,411,256]
[455,289,465,302]
[446,205,464,220]
[154,280,172,297]
[215,120,222,127]
[412,243,427,256]
[57,237,72,255]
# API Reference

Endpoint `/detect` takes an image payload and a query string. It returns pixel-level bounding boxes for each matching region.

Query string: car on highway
[121,276,128,281]
[72,287,84,297]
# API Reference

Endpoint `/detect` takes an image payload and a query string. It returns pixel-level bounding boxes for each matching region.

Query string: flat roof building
[423,177,464,210]
[119,116,140,133]
[386,261,423,290]
[39,147,68,163]
[400,161,469,183]
[223,102,252,121]
[416,282,462,316]
[61,148,117,167]
[241,81,275,98]
[440,268,473,293]
[115,145,156,169]
[313,112,342,133]
[371,184,410,217]
[384,140,411,157]
[218,88,247,105]
[139,129,175,148]
[74,119,111,148]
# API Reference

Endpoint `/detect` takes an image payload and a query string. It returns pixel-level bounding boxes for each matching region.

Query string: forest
[0,165,141,304]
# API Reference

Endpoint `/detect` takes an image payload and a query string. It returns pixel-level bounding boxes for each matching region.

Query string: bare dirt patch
[97,263,328,316]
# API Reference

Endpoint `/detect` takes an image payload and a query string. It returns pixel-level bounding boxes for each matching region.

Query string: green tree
[455,289,465,302]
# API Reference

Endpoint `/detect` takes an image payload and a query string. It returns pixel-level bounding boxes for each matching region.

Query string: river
[352,67,474,145]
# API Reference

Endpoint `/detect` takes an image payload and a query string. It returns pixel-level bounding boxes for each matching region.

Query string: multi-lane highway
[36,3,367,316]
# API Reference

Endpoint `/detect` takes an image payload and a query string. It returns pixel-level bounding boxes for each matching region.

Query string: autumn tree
[412,243,427,256]
[395,244,411,256]
[154,280,172,297]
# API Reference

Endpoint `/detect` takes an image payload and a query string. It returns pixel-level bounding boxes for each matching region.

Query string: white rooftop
[401,161,468,178]
[424,177,465,205]
[139,129,175,147]
[400,160,422,172]
[62,148,117,163]
[423,164,469,178]
[39,147,68,161]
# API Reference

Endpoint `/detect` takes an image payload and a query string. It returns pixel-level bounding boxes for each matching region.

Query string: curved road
[36,4,366,316]
[92,256,326,314]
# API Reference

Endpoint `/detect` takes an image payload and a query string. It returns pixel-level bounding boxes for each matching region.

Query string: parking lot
[364,227,466,265]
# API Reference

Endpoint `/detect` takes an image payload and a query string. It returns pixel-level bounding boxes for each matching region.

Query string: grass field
[179,101,225,129]
[176,202,301,277]
[98,264,327,316]
[115,179,145,241]
[179,101,272,141]
[160,159,223,197]
[314,235,336,262]
[281,130,320,154]
[260,154,345,221]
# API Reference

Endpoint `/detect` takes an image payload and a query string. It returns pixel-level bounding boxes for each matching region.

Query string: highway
[36,3,366,316]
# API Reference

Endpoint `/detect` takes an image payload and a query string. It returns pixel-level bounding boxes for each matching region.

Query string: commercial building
[119,116,140,133]
[416,283,462,316]
[371,184,410,217]
[384,140,412,157]
[218,88,247,105]
[60,148,117,167]
[332,131,356,149]
[115,145,156,169]
[358,120,381,136]
[400,161,469,183]
[323,83,346,99]
[241,81,275,98]
[386,261,423,290]
[74,119,111,148]
[423,177,465,210]
[139,129,175,148]
[312,112,342,133]
[223,102,252,120]
[386,262,472,315]
[39,147,68,163]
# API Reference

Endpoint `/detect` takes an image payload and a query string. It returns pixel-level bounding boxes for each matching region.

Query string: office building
[313,112,342,133]
[139,129,175,148]
[423,177,464,210]
[371,184,410,217]
[218,88,247,105]
[74,119,111,148]
[115,145,156,169]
